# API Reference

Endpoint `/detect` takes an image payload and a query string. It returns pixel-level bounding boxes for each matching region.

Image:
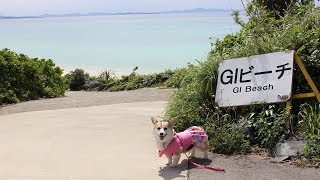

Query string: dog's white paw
[169,163,178,168]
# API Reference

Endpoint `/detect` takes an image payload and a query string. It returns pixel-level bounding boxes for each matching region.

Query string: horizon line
[0,8,243,19]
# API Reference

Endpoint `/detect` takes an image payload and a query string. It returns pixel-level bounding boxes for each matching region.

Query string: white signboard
[215,51,294,107]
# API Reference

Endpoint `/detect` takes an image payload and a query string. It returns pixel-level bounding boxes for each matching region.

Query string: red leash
[176,135,225,173]
[183,153,225,173]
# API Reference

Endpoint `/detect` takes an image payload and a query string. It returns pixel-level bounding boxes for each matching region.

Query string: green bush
[299,103,320,165]
[208,125,251,155]
[246,104,287,149]
[108,82,126,91]
[108,67,144,91]
[125,75,144,90]
[164,67,190,88]
[105,67,192,92]
[165,65,203,132]
[95,69,115,84]
[67,66,189,92]
[66,69,89,91]
[0,48,66,104]
[206,108,251,155]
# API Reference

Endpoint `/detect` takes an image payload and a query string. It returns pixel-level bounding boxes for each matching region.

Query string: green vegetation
[246,104,288,149]
[65,69,90,91]
[0,48,66,104]
[206,107,251,155]
[64,66,190,92]
[0,47,189,103]
[165,0,320,159]
[95,69,114,85]
[299,103,320,165]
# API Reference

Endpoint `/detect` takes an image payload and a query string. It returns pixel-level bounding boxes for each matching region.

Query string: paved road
[188,153,320,180]
[0,101,187,180]
[0,89,174,115]
[1,89,319,180]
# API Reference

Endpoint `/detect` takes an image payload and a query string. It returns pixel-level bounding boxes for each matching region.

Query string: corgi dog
[151,117,209,167]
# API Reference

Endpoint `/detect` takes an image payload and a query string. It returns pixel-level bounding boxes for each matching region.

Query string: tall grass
[299,103,320,138]
[299,103,320,165]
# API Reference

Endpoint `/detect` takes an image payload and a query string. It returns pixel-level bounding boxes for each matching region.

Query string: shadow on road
[188,157,213,169]
[158,159,188,180]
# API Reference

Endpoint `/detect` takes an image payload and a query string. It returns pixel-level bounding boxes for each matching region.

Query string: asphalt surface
[188,153,320,180]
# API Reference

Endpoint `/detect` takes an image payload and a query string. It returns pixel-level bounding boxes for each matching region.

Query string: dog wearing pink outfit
[152,117,209,167]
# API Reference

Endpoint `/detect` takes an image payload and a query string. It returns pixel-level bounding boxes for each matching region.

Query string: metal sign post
[286,52,320,112]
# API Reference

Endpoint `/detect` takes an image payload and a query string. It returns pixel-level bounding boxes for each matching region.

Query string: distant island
[0,8,236,19]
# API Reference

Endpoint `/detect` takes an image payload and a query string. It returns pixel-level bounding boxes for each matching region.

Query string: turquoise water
[0,12,240,75]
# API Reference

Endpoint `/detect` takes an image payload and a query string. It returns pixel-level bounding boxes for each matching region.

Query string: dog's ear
[151,117,158,125]
[168,118,177,128]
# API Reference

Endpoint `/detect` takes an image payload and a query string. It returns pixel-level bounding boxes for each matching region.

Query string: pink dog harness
[158,126,208,157]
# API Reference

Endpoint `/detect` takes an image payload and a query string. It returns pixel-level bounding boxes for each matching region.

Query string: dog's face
[151,117,177,143]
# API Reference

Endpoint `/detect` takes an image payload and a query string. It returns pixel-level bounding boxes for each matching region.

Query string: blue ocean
[0,12,240,75]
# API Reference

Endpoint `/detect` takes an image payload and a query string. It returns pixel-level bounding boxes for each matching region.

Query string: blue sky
[0,0,244,16]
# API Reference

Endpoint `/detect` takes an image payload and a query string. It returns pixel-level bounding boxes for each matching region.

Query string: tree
[68,69,87,91]
[247,0,316,17]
